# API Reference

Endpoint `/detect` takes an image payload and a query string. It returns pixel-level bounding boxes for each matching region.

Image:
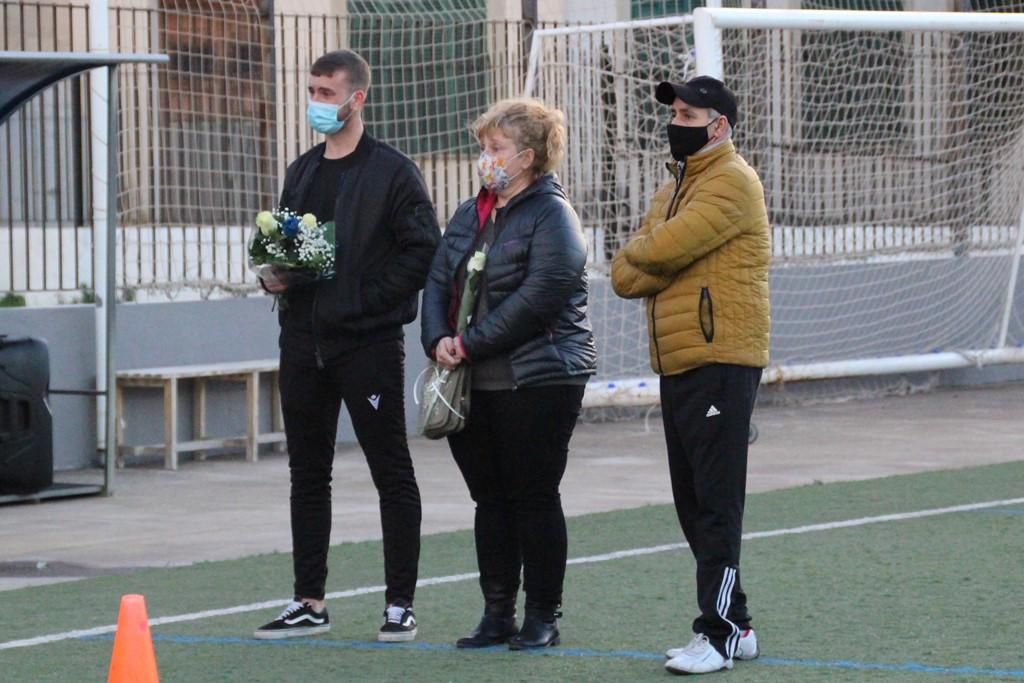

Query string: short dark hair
[311,50,371,91]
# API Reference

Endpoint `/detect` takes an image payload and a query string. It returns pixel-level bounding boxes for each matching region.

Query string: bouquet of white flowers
[248,208,335,288]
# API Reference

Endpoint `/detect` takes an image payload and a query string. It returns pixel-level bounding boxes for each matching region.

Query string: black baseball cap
[655,76,738,127]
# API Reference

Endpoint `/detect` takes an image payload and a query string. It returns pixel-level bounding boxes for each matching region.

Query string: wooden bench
[116,360,285,470]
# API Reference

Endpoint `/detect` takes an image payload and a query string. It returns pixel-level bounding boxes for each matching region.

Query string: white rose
[300,213,319,230]
[256,211,278,236]
[467,250,486,274]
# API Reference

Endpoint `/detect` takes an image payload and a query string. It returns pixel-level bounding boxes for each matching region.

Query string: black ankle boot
[455,606,518,648]
[507,608,560,650]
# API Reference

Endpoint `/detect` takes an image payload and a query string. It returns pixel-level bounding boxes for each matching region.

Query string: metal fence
[1,0,93,293]
[0,1,534,294]
[3,1,1023,295]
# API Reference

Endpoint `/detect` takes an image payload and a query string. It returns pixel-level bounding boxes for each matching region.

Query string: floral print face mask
[476,149,526,193]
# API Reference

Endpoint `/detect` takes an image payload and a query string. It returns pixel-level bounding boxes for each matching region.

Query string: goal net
[525,9,1024,404]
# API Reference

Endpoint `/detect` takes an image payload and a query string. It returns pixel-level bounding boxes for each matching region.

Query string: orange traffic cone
[107,594,160,683]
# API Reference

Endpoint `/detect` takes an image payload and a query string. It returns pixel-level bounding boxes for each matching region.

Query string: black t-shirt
[306,155,346,223]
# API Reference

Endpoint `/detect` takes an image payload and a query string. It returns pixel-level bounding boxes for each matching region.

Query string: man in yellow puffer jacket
[611,76,770,676]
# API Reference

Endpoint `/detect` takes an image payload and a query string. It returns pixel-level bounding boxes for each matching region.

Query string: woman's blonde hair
[470,98,567,175]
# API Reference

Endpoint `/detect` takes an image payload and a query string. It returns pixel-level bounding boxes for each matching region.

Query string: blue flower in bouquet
[282,215,300,238]
[248,208,336,285]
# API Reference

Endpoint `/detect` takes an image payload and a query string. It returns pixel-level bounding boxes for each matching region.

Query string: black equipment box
[0,336,53,493]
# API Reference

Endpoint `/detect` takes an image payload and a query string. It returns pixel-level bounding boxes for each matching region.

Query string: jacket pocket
[699,287,715,343]
[650,293,663,374]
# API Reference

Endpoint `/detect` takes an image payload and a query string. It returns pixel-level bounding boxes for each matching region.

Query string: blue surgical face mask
[307,91,357,135]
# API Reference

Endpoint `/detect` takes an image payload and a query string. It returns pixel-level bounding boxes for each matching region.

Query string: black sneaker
[253,601,330,640]
[378,604,417,642]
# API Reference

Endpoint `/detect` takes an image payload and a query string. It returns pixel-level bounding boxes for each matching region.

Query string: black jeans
[447,384,585,614]
[279,340,421,606]
[661,363,761,659]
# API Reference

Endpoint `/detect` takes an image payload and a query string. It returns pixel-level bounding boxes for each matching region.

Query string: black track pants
[661,363,761,658]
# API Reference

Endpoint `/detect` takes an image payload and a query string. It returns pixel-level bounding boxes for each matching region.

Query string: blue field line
[80,634,1024,678]
[972,507,1024,516]
[756,656,1024,679]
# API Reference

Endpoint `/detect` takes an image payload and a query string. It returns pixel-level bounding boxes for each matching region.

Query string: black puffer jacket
[421,174,597,387]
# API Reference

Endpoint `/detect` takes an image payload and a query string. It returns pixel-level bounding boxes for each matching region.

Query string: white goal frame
[524,8,1024,407]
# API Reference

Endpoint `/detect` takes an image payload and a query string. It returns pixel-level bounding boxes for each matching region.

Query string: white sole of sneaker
[664,658,733,675]
[666,643,759,661]
[667,648,759,661]
[253,624,331,640]
[377,628,417,643]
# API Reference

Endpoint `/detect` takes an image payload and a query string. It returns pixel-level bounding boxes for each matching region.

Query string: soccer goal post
[524,8,1024,408]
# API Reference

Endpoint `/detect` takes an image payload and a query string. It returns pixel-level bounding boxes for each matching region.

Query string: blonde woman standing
[421,99,597,650]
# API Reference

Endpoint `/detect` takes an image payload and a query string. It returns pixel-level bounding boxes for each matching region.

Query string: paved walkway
[1,383,1021,591]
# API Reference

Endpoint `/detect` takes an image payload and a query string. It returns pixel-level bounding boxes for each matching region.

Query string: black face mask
[667,120,714,161]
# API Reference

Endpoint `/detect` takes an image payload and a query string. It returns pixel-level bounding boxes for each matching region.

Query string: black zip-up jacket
[421,174,597,387]
[277,133,440,366]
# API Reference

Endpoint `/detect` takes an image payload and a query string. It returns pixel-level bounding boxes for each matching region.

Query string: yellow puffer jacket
[611,140,770,376]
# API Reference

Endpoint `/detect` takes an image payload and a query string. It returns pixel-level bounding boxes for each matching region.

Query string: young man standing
[612,76,770,675]
[254,49,440,643]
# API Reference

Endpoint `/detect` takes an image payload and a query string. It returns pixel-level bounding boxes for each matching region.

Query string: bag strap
[447,189,498,331]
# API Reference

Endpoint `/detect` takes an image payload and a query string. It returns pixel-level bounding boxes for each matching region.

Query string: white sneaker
[665,628,758,661]
[735,628,759,660]
[664,633,733,675]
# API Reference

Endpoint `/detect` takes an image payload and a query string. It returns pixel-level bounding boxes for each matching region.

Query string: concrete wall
[0,296,429,471]
[2,255,1022,472]
[587,257,1024,386]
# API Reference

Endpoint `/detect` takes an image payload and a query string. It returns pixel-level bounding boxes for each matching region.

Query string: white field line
[3,497,1023,651]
